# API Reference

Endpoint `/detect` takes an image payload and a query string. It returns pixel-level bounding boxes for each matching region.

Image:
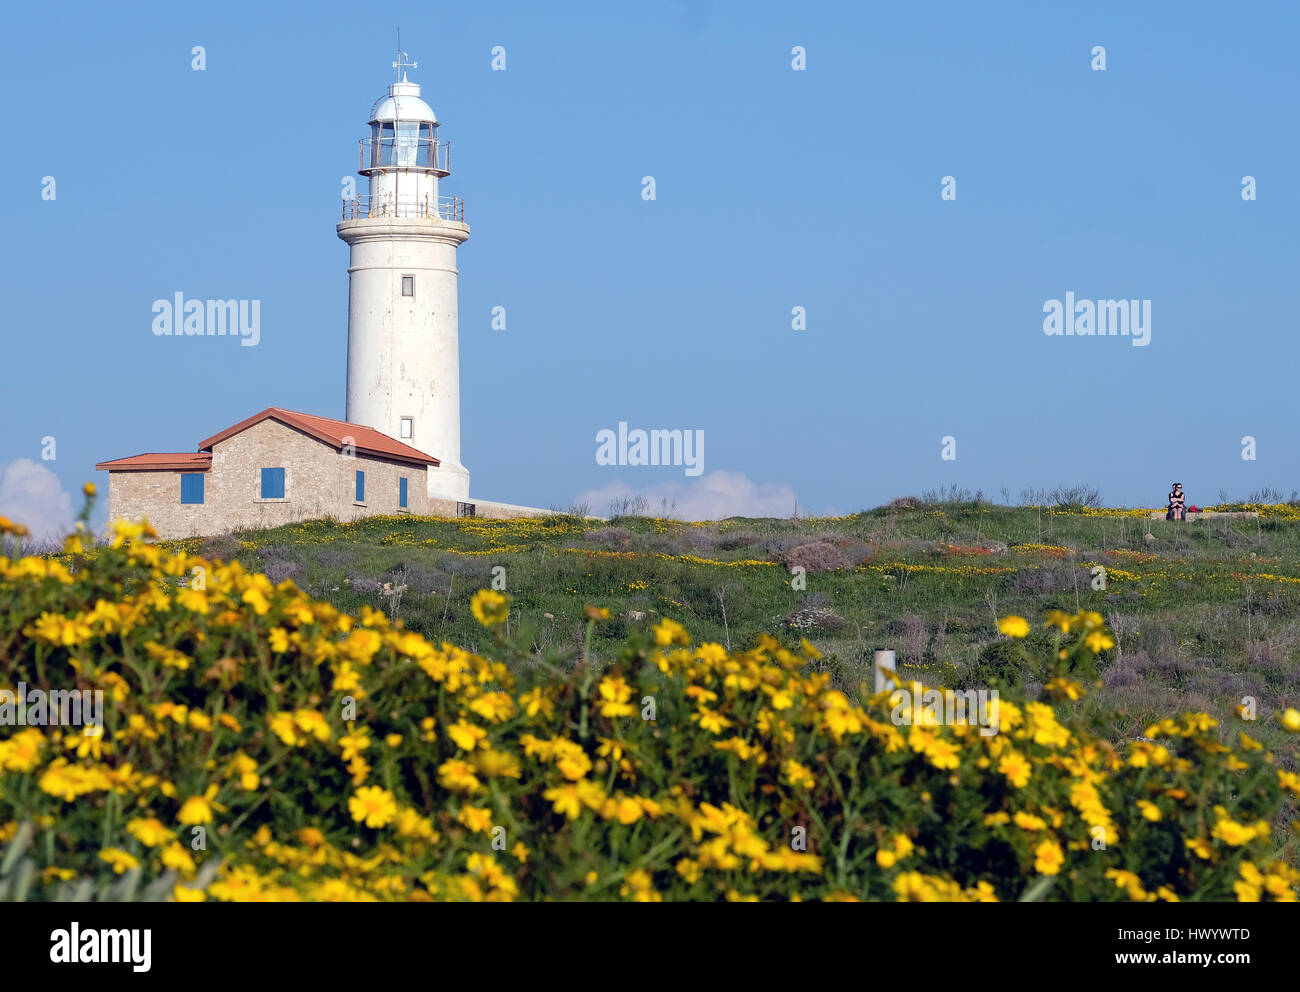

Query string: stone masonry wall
[105,419,430,539]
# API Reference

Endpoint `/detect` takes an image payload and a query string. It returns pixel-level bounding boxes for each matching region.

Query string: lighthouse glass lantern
[357,72,451,218]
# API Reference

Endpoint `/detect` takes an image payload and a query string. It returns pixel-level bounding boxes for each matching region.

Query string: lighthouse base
[427,462,470,503]
[425,495,556,520]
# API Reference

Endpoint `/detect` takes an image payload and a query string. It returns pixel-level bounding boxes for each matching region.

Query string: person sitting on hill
[1167,482,1186,521]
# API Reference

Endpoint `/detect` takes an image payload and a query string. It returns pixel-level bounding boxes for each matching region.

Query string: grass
[186,500,1300,761]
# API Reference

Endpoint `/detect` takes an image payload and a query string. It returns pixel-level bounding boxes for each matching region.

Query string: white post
[873,649,897,694]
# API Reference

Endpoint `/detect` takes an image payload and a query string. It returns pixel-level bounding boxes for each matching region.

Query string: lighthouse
[339,53,471,501]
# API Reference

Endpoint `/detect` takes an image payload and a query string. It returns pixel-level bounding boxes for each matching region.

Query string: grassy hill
[187,498,1300,756]
[8,499,1297,903]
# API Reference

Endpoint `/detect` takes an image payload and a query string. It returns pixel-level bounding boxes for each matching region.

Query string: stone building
[95,407,450,539]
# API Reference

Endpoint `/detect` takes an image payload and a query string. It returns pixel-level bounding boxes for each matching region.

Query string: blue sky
[3,0,1298,531]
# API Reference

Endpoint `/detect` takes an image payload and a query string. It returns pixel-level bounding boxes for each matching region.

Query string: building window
[400,417,413,439]
[401,275,414,297]
[261,467,285,499]
[399,477,408,508]
[180,473,205,504]
[355,470,365,503]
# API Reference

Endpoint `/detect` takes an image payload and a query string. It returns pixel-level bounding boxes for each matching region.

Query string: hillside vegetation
[204,500,1300,751]
[1,501,1297,902]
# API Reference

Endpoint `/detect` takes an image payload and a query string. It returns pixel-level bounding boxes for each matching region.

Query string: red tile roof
[94,452,212,472]
[97,408,440,473]
[198,408,439,466]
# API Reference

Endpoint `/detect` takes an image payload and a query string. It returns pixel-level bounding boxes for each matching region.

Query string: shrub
[784,541,848,574]
[0,505,1297,903]
[785,595,846,634]
[962,640,1028,690]
[196,534,239,563]
[883,496,923,510]
[714,531,760,552]
[261,553,302,585]
[584,528,635,548]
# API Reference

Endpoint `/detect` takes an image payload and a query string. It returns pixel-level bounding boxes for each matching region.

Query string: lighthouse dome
[369,80,437,124]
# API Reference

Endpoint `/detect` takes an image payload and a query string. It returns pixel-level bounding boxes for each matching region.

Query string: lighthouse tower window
[401,275,414,297]
[400,417,413,439]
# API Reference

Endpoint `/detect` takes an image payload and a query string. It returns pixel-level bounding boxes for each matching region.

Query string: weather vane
[394,29,417,80]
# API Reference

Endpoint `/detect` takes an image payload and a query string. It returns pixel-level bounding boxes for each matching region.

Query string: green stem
[489,779,528,840]
[101,790,117,851]
[587,826,685,897]
[823,761,855,882]
[225,792,270,837]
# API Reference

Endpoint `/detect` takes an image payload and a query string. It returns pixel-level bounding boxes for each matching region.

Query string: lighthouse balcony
[358,137,451,177]
[342,194,465,223]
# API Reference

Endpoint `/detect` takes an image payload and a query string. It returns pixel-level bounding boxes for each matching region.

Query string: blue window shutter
[356,470,365,502]
[399,477,408,508]
[180,473,204,504]
[261,467,285,499]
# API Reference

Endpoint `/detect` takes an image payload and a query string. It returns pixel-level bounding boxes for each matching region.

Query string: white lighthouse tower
[339,52,471,501]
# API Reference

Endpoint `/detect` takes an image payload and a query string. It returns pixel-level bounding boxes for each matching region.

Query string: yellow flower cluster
[863,562,1017,578]
[0,517,1295,902]
[560,548,779,569]
[1012,544,1075,557]
[1204,503,1300,521]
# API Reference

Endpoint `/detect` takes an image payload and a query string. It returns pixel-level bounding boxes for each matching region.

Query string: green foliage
[2,499,1297,901]
[196,505,1300,759]
[0,821,219,902]
[963,640,1027,690]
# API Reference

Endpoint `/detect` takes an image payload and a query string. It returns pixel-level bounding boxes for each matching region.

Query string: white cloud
[575,470,798,521]
[0,459,76,542]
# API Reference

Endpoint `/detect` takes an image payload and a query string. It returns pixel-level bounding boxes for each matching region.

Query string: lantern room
[355,71,452,219]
